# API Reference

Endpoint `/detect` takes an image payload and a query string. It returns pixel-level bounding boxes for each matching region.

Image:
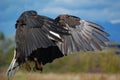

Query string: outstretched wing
[15,11,69,63]
[7,11,69,79]
[55,14,109,55]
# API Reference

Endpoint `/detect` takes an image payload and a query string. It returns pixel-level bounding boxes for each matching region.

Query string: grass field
[1,50,120,80]
[0,71,120,80]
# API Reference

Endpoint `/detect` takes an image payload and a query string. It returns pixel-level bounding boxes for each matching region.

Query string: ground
[0,71,120,80]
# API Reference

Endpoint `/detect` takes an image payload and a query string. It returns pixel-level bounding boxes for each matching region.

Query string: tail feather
[6,50,19,79]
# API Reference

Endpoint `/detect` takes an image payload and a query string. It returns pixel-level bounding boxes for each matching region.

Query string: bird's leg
[33,58,43,72]
[24,58,31,71]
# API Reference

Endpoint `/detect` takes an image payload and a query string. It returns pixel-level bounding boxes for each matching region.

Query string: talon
[24,58,31,71]
[34,58,43,72]
[25,62,31,71]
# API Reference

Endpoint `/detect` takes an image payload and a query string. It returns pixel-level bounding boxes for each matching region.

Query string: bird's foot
[33,58,43,72]
[24,62,31,72]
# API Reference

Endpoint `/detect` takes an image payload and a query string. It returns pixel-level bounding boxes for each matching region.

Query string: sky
[0,0,120,43]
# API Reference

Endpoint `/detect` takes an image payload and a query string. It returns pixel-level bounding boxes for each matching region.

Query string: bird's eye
[16,20,19,23]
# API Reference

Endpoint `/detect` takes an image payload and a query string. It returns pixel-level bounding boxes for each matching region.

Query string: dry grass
[0,71,120,80]
[1,49,120,80]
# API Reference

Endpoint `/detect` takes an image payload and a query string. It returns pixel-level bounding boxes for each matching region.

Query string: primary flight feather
[7,10,109,79]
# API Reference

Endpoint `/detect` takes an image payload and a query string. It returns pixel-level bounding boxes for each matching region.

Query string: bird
[6,10,109,79]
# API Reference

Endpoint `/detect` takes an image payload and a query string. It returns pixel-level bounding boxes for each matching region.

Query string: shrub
[44,50,120,73]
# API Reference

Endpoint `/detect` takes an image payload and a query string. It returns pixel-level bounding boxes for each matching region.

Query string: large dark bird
[7,10,109,78]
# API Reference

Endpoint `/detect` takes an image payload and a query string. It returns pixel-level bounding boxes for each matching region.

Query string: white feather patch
[6,50,19,79]
[49,31,61,38]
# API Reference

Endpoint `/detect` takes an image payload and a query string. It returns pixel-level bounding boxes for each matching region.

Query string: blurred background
[0,0,120,80]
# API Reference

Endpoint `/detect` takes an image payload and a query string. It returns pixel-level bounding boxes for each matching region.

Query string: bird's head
[15,10,37,29]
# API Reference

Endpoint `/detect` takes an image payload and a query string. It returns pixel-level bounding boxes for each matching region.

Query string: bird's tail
[6,50,19,79]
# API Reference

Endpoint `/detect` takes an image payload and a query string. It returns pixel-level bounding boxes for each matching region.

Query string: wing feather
[15,13,70,60]
[55,14,109,55]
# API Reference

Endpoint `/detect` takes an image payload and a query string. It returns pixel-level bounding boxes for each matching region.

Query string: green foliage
[0,50,4,66]
[0,48,14,67]
[0,32,4,40]
[5,48,14,64]
[99,50,120,73]
[44,50,120,73]
[0,32,15,67]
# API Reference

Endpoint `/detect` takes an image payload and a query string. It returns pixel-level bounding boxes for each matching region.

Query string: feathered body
[7,10,109,79]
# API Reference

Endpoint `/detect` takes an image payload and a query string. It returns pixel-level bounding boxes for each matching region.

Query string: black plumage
[7,10,109,78]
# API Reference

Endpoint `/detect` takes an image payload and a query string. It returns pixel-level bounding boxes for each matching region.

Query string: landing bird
[6,10,109,79]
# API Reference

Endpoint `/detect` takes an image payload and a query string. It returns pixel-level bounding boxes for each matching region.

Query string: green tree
[0,32,15,66]
[0,32,4,40]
